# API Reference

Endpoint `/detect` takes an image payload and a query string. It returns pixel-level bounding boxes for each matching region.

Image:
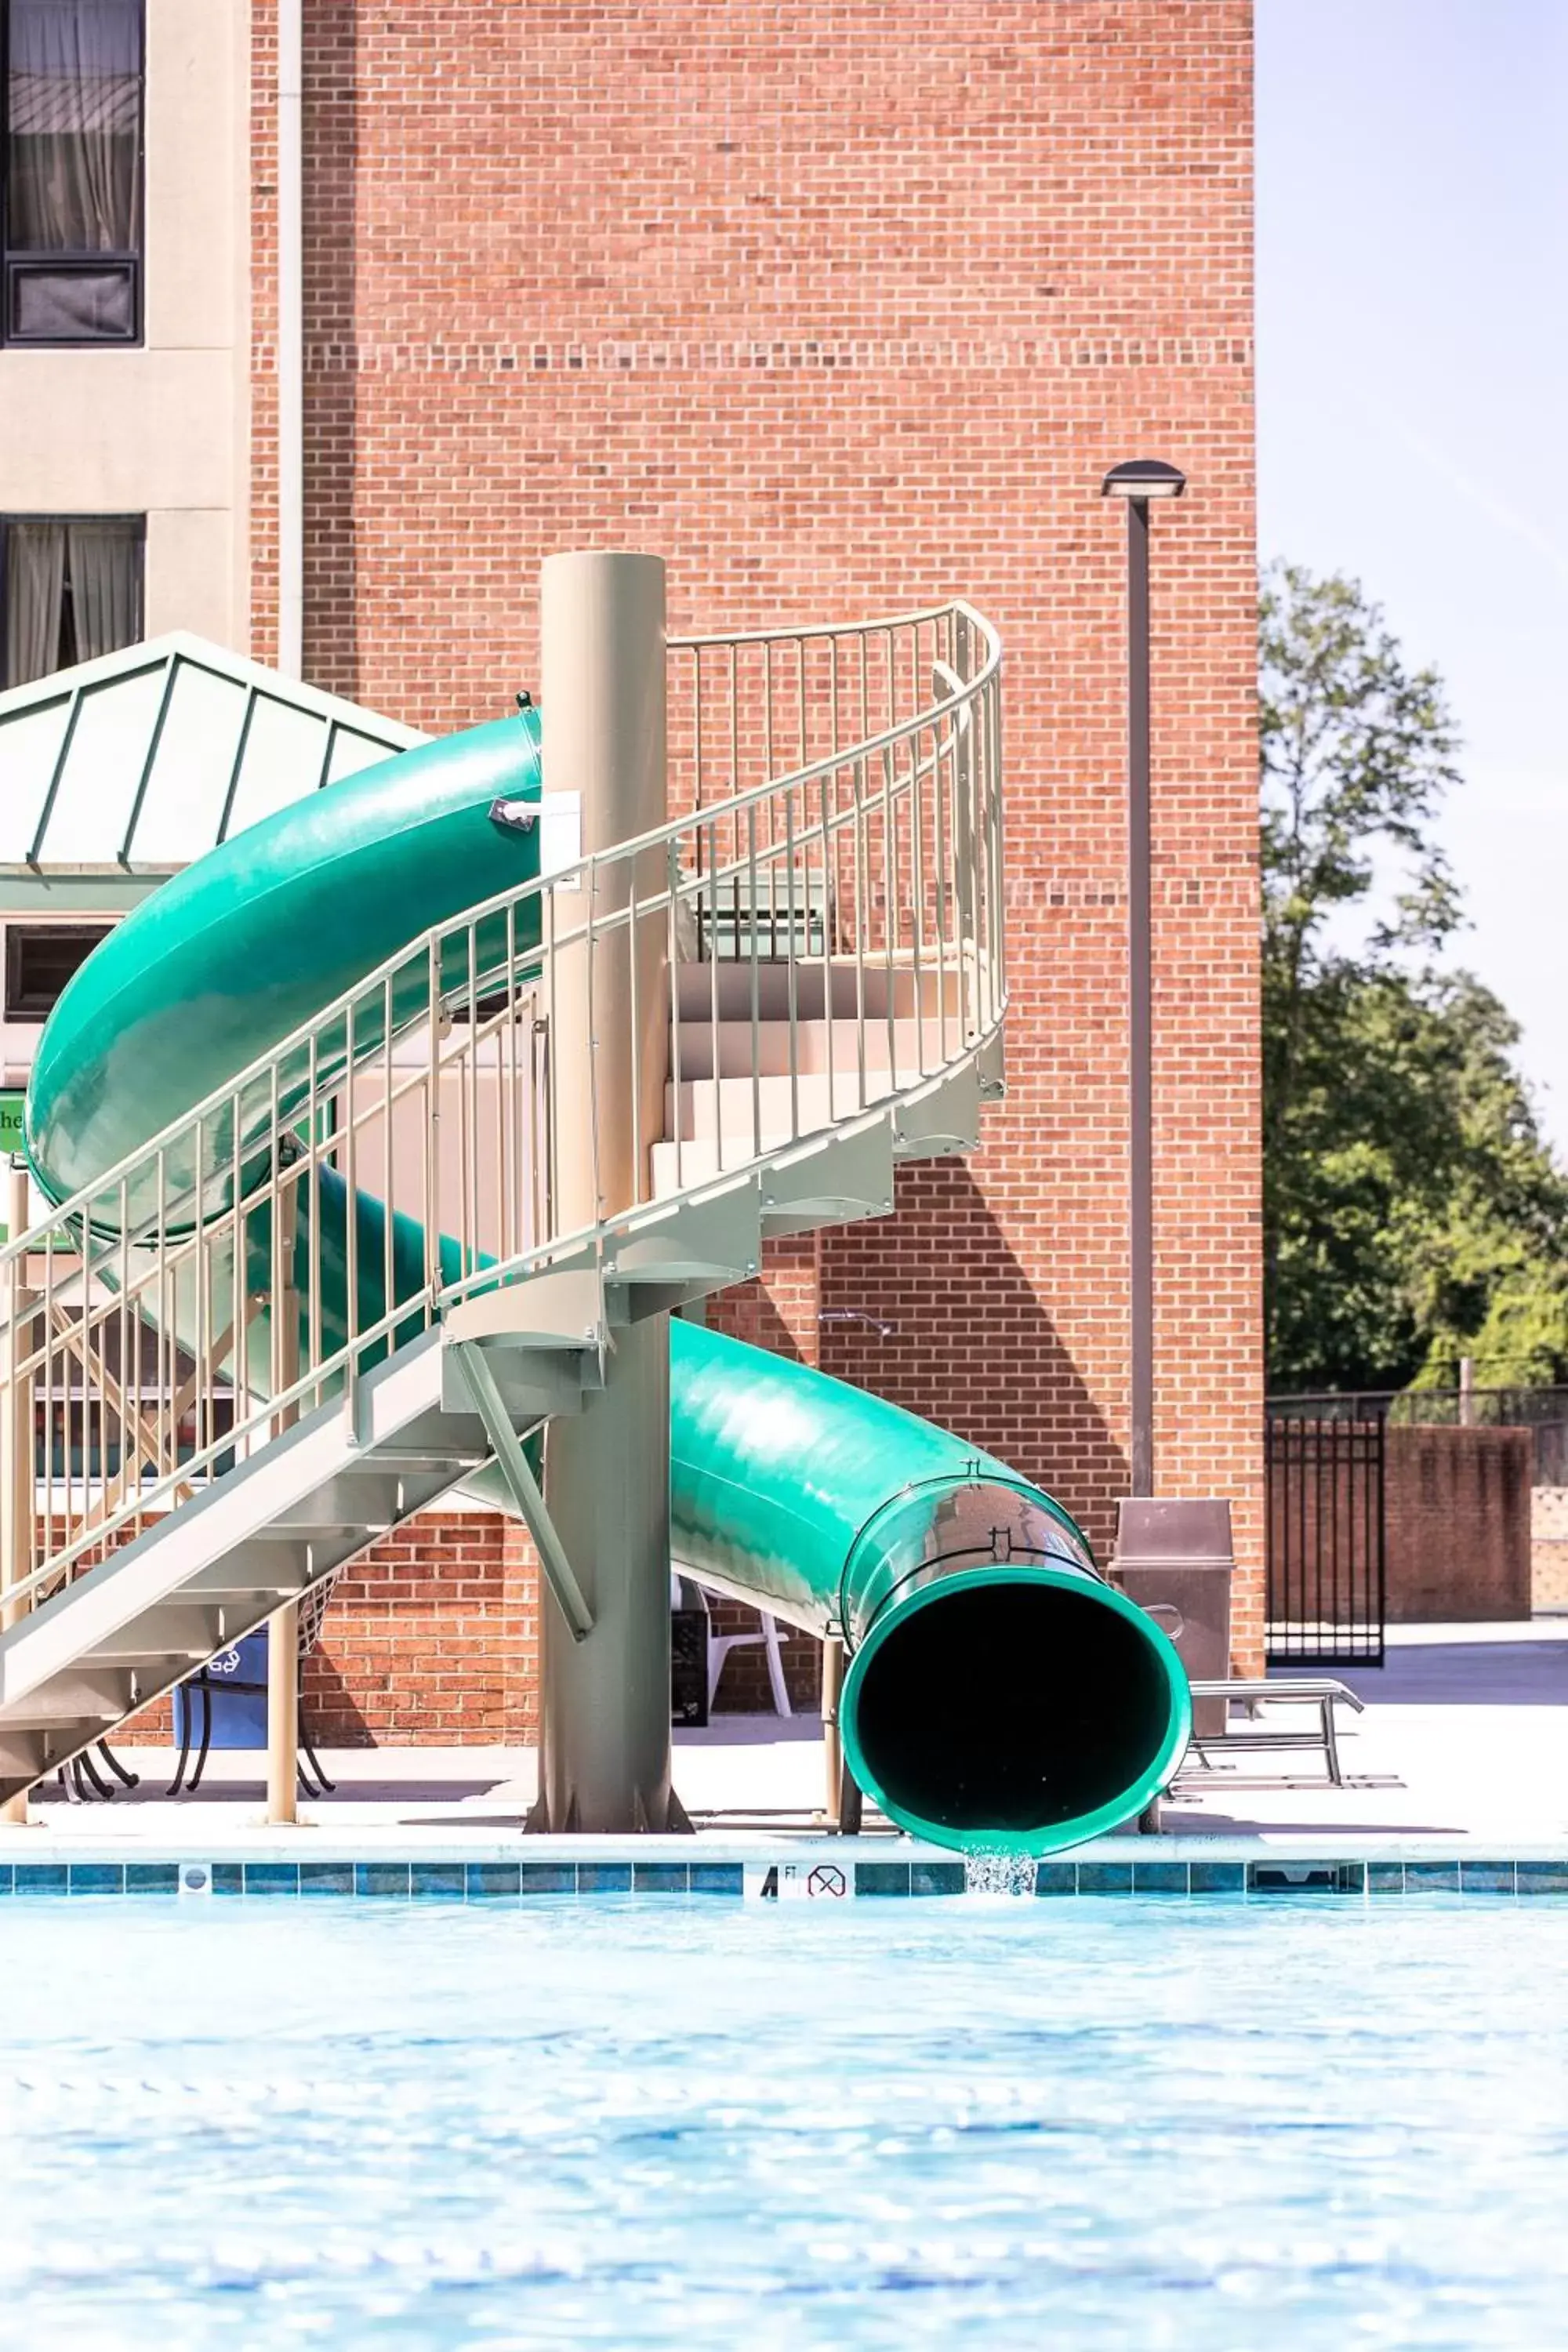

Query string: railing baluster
[747,802,761,1161]
[461,927,478,1279]
[382,974,396,1323]
[628,872,644,1207]
[667,840,684,1198]
[785,791,800,1140]
[424,940,441,1317]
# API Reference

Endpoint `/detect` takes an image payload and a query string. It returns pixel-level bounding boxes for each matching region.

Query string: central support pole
[528,550,684,1834]
[1125,493,1155,1501]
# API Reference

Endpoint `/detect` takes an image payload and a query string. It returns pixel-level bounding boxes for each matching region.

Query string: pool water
[1,1896,1565,2349]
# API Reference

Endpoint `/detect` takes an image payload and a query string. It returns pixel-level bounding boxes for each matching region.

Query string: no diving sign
[745,1861,849,1900]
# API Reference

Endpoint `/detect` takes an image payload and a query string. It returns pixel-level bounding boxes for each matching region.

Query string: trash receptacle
[172,1630,270,1751]
[1110,1498,1234,1740]
[671,1575,709,1728]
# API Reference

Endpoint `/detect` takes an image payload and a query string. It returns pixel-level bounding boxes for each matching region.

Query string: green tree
[1261,564,1568,1392]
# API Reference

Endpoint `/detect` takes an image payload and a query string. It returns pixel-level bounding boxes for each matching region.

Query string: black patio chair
[55,1741,141,1802]
[169,1573,340,1799]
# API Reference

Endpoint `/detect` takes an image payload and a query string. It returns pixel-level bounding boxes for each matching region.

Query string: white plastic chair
[673,1574,792,1716]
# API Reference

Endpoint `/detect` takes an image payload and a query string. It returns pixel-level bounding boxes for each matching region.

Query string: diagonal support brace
[448,1339,594,1641]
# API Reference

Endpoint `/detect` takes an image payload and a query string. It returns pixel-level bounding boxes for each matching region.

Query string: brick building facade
[243,0,1261,1728]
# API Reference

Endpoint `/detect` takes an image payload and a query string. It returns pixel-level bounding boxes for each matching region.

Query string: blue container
[172,1631,270,1751]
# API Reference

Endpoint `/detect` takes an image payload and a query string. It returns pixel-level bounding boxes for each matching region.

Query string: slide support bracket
[449,1338,594,1640]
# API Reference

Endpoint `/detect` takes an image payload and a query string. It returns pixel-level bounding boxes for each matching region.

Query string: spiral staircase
[0,598,1004,1800]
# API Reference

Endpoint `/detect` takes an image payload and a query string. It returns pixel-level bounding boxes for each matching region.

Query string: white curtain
[5,0,141,252]
[65,518,140,660]
[4,522,66,688]
[3,518,140,686]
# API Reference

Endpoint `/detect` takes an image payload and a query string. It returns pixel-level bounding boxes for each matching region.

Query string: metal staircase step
[85,1606,226,1664]
[674,960,966,1023]
[360,1446,488,1472]
[759,1118,896,1236]
[7,1658,196,1729]
[667,1069,898,1145]
[602,1177,760,1316]
[443,1264,607,1352]
[2,1669,136,1726]
[891,1057,983,1158]
[651,1102,903,1214]
[650,1134,770,1195]
[265,1517,391,1540]
[180,1540,322,1599]
[672,1015,935,1082]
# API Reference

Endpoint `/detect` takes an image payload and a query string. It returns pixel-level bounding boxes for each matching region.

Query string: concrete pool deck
[2,1623,1564,1884]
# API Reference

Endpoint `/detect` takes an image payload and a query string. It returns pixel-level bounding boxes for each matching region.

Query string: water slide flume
[669,1324,1189,1853]
[23,708,1189,1856]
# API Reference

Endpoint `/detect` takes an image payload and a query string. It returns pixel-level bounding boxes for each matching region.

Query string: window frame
[0,510,145,688]
[3,920,114,1022]
[0,0,146,349]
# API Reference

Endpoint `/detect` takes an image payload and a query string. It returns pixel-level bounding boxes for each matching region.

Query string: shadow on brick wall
[819,1159,1129,1563]
[706,1232,818,1363]
[303,1648,376,1748]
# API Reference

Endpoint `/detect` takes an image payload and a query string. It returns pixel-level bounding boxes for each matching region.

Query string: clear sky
[1256,0,1568,1145]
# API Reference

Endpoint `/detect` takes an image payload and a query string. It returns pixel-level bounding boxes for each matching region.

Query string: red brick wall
[303,1513,540,1743]
[1385,1428,1533,1624]
[246,0,1263,1720]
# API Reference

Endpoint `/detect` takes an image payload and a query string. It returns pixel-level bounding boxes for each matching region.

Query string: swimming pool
[1,1897,1564,2348]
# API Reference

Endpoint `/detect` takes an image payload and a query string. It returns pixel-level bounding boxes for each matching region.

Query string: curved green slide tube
[667,1323,1189,1851]
[25,715,1189,1855]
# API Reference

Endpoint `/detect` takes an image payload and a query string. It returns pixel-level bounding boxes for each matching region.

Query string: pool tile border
[0,1849,1563,1901]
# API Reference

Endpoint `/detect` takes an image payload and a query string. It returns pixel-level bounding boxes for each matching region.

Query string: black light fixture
[1102,458,1188,503]
[1101,458,1187,1500]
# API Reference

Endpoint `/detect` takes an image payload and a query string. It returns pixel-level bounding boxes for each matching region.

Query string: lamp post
[1101,458,1186,1498]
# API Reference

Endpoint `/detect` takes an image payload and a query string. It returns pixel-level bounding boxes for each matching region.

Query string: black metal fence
[1270,1385,1568,1486]
[1265,1410,1386,1666]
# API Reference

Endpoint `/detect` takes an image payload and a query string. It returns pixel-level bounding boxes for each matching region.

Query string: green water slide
[24,710,1189,1854]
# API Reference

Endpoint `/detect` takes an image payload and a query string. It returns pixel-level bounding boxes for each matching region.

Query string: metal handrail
[0,601,1004,1614]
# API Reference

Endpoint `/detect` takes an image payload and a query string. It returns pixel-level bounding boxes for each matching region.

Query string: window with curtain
[1,515,143,687]
[2,0,143,343]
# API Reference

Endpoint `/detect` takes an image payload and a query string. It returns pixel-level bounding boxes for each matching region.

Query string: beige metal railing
[0,601,1003,1622]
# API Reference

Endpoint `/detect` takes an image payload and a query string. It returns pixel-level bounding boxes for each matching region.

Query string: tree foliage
[1261,564,1568,1392]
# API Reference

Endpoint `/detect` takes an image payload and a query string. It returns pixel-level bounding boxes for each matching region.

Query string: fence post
[1459,1356,1475,1427]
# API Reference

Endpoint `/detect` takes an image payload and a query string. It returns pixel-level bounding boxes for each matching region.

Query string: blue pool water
[0,1897,1565,2349]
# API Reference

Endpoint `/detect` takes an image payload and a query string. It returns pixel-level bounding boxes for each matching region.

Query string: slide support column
[530,551,684,1833]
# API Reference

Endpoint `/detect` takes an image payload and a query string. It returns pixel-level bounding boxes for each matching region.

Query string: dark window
[1,513,142,686]
[4,921,111,1018]
[2,0,143,344]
